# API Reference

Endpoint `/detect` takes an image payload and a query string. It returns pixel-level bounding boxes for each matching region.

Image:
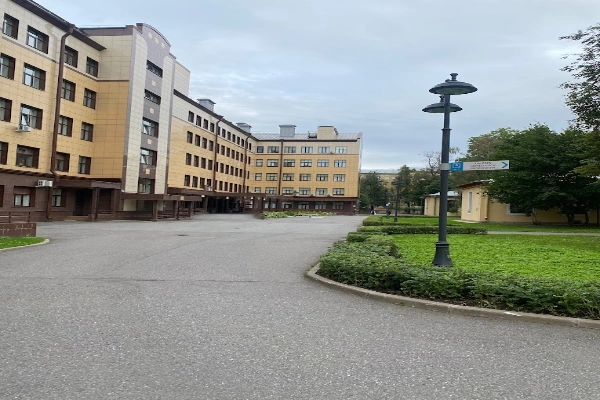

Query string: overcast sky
[38,0,599,170]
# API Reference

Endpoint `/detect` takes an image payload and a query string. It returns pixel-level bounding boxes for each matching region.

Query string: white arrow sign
[462,160,510,171]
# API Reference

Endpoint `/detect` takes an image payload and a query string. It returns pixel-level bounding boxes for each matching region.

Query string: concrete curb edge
[0,238,50,252]
[306,264,600,330]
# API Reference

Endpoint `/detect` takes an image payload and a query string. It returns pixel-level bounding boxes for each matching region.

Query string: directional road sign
[450,160,509,172]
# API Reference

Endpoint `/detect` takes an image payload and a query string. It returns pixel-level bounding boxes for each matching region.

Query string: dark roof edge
[11,0,106,51]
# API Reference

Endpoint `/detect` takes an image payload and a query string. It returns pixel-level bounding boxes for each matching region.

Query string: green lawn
[366,215,600,233]
[392,234,600,282]
[0,237,45,250]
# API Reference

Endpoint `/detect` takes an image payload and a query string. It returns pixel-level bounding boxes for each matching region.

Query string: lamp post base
[432,241,453,267]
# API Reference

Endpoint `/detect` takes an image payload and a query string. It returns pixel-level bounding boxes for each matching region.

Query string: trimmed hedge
[357,225,487,235]
[318,241,600,319]
[263,211,332,218]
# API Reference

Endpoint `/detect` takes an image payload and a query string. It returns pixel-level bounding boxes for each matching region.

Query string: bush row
[357,225,488,235]
[263,211,332,218]
[318,241,600,319]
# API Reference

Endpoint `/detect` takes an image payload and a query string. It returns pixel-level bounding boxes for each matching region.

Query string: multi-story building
[0,0,362,221]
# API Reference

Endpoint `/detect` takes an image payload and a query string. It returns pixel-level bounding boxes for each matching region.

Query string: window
[61,79,76,101]
[202,137,207,149]
[78,156,91,174]
[51,189,63,207]
[0,54,15,79]
[334,160,346,168]
[300,159,312,167]
[83,89,96,108]
[318,146,330,153]
[333,174,345,182]
[332,188,345,195]
[64,46,78,67]
[193,155,199,167]
[210,122,215,132]
[203,119,208,129]
[186,131,193,143]
[200,178,206,187]
[0,98,12,122]
[23,64,45,90]
[13,187,32,207]
[284,146,296,153]
[283,159,295,167]
[298,202,310,210]
[255,173,262,181]
[26,27,48,53]
[256,146,264,154]
[316,174,328,181]
[300,174,311,181]
[282,188,294,195]
[317,159,329,167]
[267,159,279,167]
[467,191,473,214]
[138,178,153,193]
[55,152,70,172]
[192,176,198,188]
[282,173,294,181]
[20,104,42,129]
[315,202,327,210]
[195,135,201,146]
[299,188,310,195]
[333,202,344,210]
[195,115,201,126]
[142,118,158,137]
[140,148,156,165]
[144,90,161,104]
[254,187,261,193]
[226,130,231,140]
[0,141,7,164]
[185,153,192,165]
[255,159,263,167]
[267,146,279,153]
[265,187,277,194]
[2,14,19,39]
[187,111,194,123]
[207,160,213,170]
[201,157,207,169]
[81,122,93,141]
[208,140,214,151]
[335,146,348,154]
[58,116,73,136]
[184,175,191,186]
[86,57,98,77]
[147,60,163,77]
[301,146,313,154]
[266,173,278,181]
[316,188,327,195]
[16,145,38,168]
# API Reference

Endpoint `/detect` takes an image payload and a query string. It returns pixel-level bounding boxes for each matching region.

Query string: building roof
[251,133,361,141]
[425,191,460,198]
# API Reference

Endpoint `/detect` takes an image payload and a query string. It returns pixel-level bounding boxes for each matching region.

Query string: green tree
[560,24,600,178]
[486,124,597,225]
[359,172,387,210]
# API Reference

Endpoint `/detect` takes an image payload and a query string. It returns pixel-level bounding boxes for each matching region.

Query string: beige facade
[0,0,362,221]
[423,192,460,217]
[459,182,598,224]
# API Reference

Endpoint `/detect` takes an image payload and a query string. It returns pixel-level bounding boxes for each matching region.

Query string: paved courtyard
[1,214,600,399]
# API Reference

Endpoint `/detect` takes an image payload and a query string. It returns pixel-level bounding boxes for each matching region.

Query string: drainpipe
[46,24,75,221]
[211,118,222,211]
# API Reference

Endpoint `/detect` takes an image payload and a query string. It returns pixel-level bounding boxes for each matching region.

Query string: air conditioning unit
[16,124,32,132]
[310,193,315,197]
[326,194,332,197]
[36,180,53,187]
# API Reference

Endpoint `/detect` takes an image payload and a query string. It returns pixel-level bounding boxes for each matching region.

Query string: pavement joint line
[306,263,600,330]
[0,238,50,252]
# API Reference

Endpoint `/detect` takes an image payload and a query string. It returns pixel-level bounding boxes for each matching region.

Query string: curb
[306,264,600,330]
[0,238,50,252]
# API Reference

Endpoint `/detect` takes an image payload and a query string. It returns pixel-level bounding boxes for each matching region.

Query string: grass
[0,237,45,250]
[392,234,600,282]
[366,215,600,233]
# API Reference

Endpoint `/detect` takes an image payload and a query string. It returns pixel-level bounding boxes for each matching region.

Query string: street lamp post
[392,180,402,223]
[422,73,477,267]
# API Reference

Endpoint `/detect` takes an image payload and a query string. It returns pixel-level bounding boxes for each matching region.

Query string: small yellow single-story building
[423,191,460,217]
[459,181,598,224]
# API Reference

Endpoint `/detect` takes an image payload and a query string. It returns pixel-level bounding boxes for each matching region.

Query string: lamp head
[422,96,462,113]
[429,73,477,96]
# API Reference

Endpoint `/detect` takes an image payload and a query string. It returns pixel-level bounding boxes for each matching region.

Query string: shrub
[357,225,487,235]
[318,240,600,319]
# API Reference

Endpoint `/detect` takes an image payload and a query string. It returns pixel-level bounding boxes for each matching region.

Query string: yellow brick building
[0,0,362,220]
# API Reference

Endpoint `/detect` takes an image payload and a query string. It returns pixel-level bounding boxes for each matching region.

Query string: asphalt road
[1,214,599,400]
